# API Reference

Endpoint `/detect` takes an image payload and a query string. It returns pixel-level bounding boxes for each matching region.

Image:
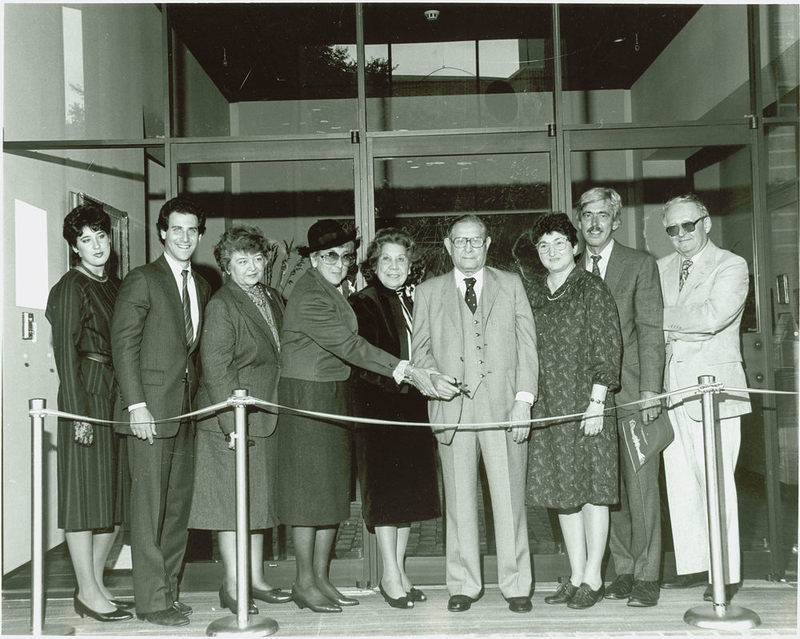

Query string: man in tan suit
[657,194,751,603]
[412,214,538,614]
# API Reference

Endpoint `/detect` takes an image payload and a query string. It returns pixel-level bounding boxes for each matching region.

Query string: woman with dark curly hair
[46,204,132,622]
[189,226,292,614]
[522,212,622,610]
[349,228,441,609]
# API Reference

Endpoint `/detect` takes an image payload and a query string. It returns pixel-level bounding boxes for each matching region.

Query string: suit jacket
[111,254,210,437]
[280,267,400,382]
[596,242,665,406]
[412,266,538,444]
[658,240,751,421]
[196,279,284,437]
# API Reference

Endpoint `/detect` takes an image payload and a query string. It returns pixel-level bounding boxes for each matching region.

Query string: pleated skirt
[57,391,125,531]
[189,429,277,530]
[276,378,352,526]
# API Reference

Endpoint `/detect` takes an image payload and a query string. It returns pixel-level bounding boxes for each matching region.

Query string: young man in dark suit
[575,187,666,607]
[111,197,210,626]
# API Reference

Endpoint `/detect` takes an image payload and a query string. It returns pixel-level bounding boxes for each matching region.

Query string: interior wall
[3,3,159,574]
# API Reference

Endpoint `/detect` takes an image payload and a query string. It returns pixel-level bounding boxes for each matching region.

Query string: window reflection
[62,6,85,137]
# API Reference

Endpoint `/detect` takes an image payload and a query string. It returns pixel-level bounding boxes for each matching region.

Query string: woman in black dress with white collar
[349,228,441,609]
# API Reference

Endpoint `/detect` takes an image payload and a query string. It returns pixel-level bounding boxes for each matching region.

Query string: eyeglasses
[665,216,708,237]
[450,236,486,249]
[536,238,571,254]
[318,251,356,266]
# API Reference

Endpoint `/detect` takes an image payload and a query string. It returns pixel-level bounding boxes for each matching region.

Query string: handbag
[618,408,674,472]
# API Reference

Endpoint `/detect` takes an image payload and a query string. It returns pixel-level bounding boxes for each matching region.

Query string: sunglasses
[665,215,708,237]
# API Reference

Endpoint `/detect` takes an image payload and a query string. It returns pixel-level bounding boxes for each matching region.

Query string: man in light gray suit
[412,214,538,614]
[575,187,666,607]
[657,194,751,603]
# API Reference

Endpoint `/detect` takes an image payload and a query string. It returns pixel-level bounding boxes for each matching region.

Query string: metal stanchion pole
[206,389,278,637]
[684,376,761,630]
[29,398,74,636]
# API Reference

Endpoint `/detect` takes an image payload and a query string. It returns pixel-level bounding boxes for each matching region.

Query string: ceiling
[166,3,701,103]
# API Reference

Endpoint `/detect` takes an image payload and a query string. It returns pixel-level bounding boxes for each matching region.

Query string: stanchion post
[683,376,761,630]
[29,398,74,636]
[206,389,278,637]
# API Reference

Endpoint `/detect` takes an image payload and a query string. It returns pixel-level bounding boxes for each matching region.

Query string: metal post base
[684,604,761,630]
[206,615,278,637]
[17,624,75,635]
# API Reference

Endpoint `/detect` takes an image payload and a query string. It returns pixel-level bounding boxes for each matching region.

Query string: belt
[80,352,113,366]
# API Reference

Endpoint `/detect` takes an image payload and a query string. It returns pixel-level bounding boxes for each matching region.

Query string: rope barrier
[28,382,798,431]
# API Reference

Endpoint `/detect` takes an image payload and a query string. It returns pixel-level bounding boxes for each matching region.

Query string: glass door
[367,130,557,585]
[564,124,793,577]
[171,138,371,587]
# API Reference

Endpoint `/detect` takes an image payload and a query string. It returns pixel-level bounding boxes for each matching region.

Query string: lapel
[603,243,627,297]
[678,241,717,303]
[154,255,187,344]
[481,267,500,328]
[661,253,682,307]
[441,271,462,332]
[227,280,278,353]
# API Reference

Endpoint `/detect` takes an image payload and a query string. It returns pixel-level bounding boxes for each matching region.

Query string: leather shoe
[219,586,258,615]
[627,580,660,607]
[407,587,427,602]
[109,598,135,610]
[447,594,475,612]
[661,571,706,589]
[379,581,413,609]
[172,600,193,615]
[703,582,739,603]
[291,586,341,613]
[604,573,634,599]
[506,596,532,613]
[544,581,578,605]
[73,595,133,622]
[137,608,189,626]
[252,587,292,604]
[567,583,605,609]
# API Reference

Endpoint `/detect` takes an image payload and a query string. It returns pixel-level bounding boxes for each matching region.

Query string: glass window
[365,3,553,131]
[759,4,799,120]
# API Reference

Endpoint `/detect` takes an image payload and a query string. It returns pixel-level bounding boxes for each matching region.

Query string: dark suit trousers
[127,412,195,613]
[608,408,663,581]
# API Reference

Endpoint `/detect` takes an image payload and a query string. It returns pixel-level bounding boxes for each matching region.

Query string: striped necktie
[396,288,413,334]
[181,269,194,347]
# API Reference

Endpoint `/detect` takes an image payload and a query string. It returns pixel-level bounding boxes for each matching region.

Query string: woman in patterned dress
[46,204,132,622]
[522,212,622,610]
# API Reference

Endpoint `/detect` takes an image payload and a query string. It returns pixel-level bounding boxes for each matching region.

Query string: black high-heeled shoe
[109,598,135,610]
[407,587,427,602]
[291,586,341,613]
[379,582,413,609]
[251,586,292,604]
[73,594,133,622]
[219,586,258,615]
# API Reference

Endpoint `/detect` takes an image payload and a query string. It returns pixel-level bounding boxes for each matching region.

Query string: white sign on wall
[15,199,49,310]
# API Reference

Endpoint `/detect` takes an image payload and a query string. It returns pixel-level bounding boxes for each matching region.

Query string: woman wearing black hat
[276,219,438,613]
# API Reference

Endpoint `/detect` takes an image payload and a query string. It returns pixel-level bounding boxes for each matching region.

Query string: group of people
[46,188,750,626]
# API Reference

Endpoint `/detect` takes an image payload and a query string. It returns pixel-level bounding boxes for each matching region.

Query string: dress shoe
[506,596,532,613]
[604,573,634,600]
[172,600,193,615]
[407,587,427,602]
[661,571,706,589]
[379,581,413,609]
[447,594,475,612]
[109,598,135,610]
[544,581,578,605]
[703,582,739,603]
[326,593,359,606]
[567,583,605,609]
[73,595,133,622]
[219,586,258,615]
[136,608,190,626]
[627,580,660,607]
[252,586,293,604]
[291,586,342,613]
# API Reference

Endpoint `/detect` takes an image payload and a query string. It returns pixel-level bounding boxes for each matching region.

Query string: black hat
[298,219,359,257]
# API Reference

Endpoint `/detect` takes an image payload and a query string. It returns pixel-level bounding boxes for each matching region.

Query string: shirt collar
[163,251,191,277]
[682,240,708,265]
[454,267,484,287]
[586,238,615,267]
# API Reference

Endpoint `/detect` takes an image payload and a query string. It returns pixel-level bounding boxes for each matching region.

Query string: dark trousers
[608,411,664,582]
[127,419,195,613]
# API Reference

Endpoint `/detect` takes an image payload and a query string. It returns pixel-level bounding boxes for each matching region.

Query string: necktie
[181,269,193,347]
[679,259,693,291]
[591,254,602,277]
[396,288,413,334]
[464,277,477,314]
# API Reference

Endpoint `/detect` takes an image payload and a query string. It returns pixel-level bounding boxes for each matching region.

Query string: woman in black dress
[522,213,622,610]
[46,204,132,622]
[349,228,440,609]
